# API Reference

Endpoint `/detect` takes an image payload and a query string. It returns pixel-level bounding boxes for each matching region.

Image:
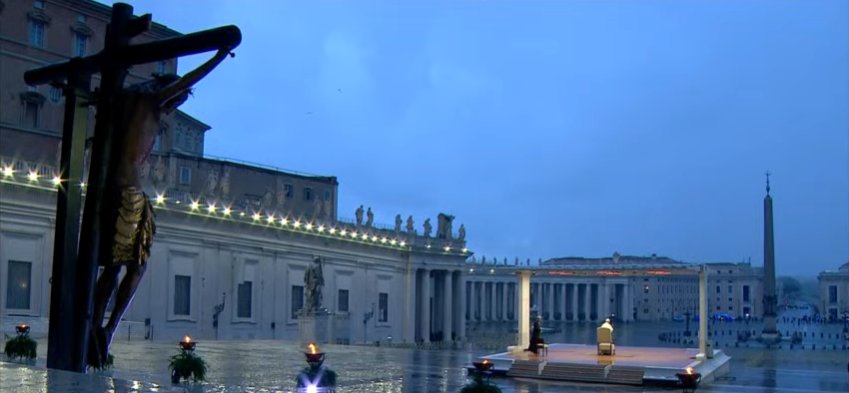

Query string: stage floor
[477,343,730,385]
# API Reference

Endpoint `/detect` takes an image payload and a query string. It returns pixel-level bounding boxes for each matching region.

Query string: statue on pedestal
[457,224,466,241]
[394,214,402,233]
[436,213,454,239]
[303,256,325,314]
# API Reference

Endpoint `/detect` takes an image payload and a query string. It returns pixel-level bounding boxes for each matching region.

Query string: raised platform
[472,343,730,386]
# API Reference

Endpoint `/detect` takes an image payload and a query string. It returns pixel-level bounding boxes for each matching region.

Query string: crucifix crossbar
[23,2,240,373]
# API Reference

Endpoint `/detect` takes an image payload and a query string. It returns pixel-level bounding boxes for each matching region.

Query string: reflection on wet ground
[2,318,847,392]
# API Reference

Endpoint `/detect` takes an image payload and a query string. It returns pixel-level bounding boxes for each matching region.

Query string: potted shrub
[4,324,37,362]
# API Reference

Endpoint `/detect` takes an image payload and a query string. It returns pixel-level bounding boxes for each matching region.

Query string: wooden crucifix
[24,3,240,373]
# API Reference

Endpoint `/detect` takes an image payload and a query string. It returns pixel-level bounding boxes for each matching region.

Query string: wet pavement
[3,314,848,392]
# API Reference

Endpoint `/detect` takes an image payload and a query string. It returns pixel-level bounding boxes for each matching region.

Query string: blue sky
[119,1,848,276]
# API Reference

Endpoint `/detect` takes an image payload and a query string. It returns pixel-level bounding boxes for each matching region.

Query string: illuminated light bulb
[80,182,86,188]
[462,248,468,253]
[444,246,450,252]
[399,241,406,247]
[281,218,289,226]
[371,235,378,242]
[318,225,325,233]
[27,171,38,181]
[266,214,275,224]
[252,213,262,221]
[426,244,432,249]
[490,268,495,273]
[207,203,216,213]
[349,231,357,238]
[339,230,347,236]
[293,221,301,228]
[1,166,13,177]
[360,233,368,240]
[305,223,313,230]
[190,201,200,211]
[469,268,475,273]
[239,211,245,217]
[155,194,165,205]
[380,237,387,244]
[52,176,61,186]
[329,228,337,235]
[390,239,397,246]
[223,207,232,216]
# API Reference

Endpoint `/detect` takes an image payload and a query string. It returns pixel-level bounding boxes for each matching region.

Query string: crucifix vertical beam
[46,67,91,371]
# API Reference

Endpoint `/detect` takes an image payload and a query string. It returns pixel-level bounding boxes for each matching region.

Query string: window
[378,292,389,322]
[728,285,733,294]
[174,275,191,316]
[337,289,349,312]
[284,184,293,198]
[743,285,750,302]
[49,86,61,103]
[237,281,252,318]
[291,285,304,319]
[303,187,312,201]
[24,101,39,128]
[829,285,838,304]
[179,166,191,185]
[30,20,45,47]
[73,32,87,57]
[324,190,331,201]
[643,285,649,294]
[6,261,32,309]
[716,285,720,294]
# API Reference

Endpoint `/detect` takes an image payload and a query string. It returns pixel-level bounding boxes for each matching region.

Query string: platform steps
[506,360,544,378]
[536,363,645,385]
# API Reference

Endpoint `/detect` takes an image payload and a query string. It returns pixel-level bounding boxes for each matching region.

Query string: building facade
[818,262,849,321]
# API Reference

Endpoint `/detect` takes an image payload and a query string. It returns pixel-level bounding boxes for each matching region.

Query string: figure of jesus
[88,47,233,368]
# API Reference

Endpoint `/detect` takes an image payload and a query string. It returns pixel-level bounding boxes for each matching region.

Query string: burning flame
[18,324,27,329]
[183,335,192,343]
[482,359,490,365]
[685,367,694,375]
[308,343,318,354]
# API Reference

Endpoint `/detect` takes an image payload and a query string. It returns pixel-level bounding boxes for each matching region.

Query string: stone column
[546,283,554,320]
[583,283,592,321]
[456,271,466,341]
[595,283,603,321]
[501,282,509,321]
[516,271,532,352]
[403,262,416,343]
[570,283,578,321]
[443,271,453,341]
[698,266,708,358]
[421,269,431,343]
[486,282,493,321]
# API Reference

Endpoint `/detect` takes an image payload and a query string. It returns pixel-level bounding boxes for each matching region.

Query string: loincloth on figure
[106,186,156,266]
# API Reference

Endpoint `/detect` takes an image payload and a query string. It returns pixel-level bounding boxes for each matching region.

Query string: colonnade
[413,268,465,343]
[464,278,634,323]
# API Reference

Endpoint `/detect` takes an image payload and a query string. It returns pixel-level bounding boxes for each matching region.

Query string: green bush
[4,334,37,360]
[169,351,207,382]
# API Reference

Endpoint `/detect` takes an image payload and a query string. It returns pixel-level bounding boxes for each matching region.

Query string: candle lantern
[675,367,702,393]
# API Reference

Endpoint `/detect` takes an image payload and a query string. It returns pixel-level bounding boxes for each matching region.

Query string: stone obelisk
[760,172,780,343]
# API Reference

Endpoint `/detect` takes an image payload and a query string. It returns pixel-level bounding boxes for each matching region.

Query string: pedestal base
[757,332,782,345]
[299,310,334,345]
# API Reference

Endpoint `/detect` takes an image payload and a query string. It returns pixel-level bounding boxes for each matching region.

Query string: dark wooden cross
[23,3,240,373]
